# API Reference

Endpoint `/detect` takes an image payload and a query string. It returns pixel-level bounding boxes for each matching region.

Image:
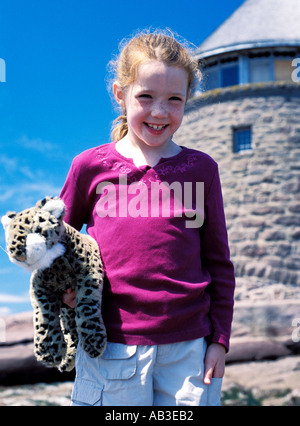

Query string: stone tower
[175,0,300,299]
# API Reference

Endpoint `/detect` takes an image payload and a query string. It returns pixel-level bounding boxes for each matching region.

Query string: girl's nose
[151,102,168,118]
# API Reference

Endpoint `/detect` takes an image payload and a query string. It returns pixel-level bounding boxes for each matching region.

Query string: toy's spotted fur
[1,197,106,372]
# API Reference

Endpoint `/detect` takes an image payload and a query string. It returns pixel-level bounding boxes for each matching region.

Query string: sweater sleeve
[59,160,89,231]
[200,166,235,352]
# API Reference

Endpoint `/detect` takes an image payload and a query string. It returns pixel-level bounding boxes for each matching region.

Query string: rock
[0,343,75,386]
[225,356,300,392]
[289,204,300,214]
[260,230,286,241]
[226,338,291,364]
[0,312,75,386]
[274,215,300,226]
[240,243,268,257]
[285,389,300,406]
[291,229,300,240]
[1,311,33,345]
[286,339,300,355]
[231,298,300,338]
[222,356,300,406]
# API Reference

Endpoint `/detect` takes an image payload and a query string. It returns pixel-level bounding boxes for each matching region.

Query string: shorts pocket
[71,378,103,406]
[206,378,223,406]
[99,342,137,380]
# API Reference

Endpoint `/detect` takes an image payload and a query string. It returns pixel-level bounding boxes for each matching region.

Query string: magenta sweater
[60,142,235,351]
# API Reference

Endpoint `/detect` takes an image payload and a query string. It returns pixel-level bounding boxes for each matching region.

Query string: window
[233,127,252,153]
[199,50,299,93]
[221,65,239,87]
[249,60,272,83]
[203,67,219,91]
[274,60,293,82]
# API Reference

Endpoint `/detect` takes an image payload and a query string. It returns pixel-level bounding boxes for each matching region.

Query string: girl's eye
[169,96,183,101]
[138,94,152,99]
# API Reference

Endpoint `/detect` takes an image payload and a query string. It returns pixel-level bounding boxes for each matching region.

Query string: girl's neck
[115,136,181,168]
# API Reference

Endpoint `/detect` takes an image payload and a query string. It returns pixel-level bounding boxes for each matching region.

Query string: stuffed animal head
[1,197,66,272]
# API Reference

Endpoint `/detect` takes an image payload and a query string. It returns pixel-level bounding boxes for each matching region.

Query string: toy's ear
[36,196,53,208]
[1,212,16,233]
[41,198,65,220]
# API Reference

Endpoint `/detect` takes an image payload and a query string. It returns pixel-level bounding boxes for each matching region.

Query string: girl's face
[114,60,189,150]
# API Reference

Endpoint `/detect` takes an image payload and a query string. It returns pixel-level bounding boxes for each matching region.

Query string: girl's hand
[62,288,76,309]
[204,343,226,385]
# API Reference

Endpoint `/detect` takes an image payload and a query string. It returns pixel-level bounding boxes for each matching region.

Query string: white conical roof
[197,0,300,59]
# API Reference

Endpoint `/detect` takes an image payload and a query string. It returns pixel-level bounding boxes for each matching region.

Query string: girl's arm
[60,159,89,308]
[201,166,235,353]
[204,342,226,384]
[60,159,89,231]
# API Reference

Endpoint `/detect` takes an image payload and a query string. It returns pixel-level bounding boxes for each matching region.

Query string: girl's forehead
[135,60,188,91]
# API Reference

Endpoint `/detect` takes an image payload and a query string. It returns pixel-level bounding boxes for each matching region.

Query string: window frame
[233,126,253,153]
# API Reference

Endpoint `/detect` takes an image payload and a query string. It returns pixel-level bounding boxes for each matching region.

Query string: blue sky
[0,0,245,315]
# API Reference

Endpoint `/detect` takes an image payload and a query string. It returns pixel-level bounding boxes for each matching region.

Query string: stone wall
[175,82,300,291]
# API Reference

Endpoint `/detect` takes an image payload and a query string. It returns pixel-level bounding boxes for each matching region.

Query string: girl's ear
[113,82,126,109]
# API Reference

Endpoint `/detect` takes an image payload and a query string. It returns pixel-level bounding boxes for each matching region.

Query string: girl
[61,30,235,406]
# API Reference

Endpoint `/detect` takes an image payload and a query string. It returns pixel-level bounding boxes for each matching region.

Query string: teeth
[147,124,166,130]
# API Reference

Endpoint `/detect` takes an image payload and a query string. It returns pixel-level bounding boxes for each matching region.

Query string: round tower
[175,0,300,299]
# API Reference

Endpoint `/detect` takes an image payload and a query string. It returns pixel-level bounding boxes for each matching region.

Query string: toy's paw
[80,324,107,358]
[35,352,57,368]
[35,345,63,367]
[36,343,66,366]
[58,353,76,372]
[82,341,106,358]
[34,334,67,367]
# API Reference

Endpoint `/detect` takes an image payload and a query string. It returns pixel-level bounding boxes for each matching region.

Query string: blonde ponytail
[111,114,128,142]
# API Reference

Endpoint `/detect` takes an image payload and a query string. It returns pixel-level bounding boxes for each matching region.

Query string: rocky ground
[0,355,299,406]
[0,279,299,406]
[223,356,300,406]
[0,382,73,406]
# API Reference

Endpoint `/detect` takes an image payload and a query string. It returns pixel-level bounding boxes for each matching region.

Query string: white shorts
[71,337,222,406]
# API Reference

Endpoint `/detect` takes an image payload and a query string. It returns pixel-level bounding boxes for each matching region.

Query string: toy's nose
[8,244,27,262]
[15,253,26,262]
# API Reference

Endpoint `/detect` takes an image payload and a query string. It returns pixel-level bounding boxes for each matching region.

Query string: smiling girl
[113,60,187,167]
[60,30,235,406]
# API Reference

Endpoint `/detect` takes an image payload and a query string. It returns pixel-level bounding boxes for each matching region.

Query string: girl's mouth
[145,123,168,131]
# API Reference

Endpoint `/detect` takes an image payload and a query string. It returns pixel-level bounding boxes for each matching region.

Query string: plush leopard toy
[1,197,107,372]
